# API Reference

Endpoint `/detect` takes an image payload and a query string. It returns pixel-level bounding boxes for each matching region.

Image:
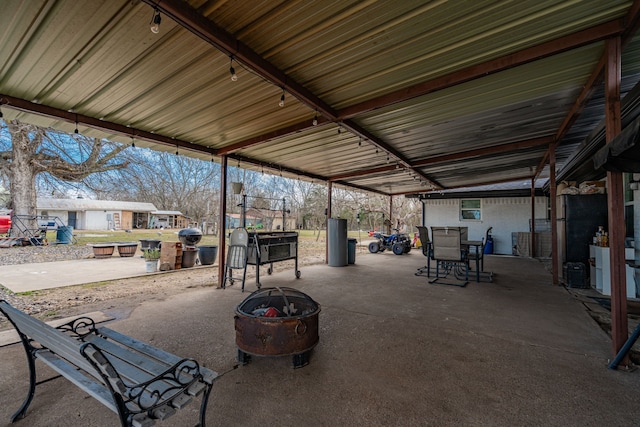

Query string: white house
[418,183,549,255]
[37,198,158,230]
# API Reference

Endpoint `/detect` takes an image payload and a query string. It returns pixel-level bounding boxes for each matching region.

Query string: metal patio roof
[1,0,639,196]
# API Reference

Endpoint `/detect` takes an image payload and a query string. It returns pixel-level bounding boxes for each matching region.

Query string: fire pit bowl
[178,227,203,246]
[234,287,320,368]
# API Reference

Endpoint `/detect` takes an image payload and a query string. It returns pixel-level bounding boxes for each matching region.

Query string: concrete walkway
[0,257,151,293]
[0,256,218,293]
[1,252,638,426]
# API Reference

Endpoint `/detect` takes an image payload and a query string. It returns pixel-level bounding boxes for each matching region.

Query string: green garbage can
[347,238,357,264]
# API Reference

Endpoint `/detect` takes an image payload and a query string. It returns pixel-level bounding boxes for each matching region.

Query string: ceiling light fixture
[279,89,285,107]
[358,137,362,147]
[229,57,238,81]
[131,136,135,148]
[312,109,318,126]
[150,8,161,34]
[175,145,179,156]
[74,115,79,134]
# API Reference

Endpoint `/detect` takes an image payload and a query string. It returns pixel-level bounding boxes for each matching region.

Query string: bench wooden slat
[36,350,117,412]
[96,327,184,366]
[131,413,155,427]
[170,393,192,409]
[84,334,197,408]
[85,334,174,378]
[96,327,218,384]
[150,404,176,420]
[1,303,101,380]
[95,327,218,384]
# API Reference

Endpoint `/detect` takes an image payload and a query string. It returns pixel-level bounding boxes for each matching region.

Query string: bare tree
[0,120,128,235]
[96,150,221,227]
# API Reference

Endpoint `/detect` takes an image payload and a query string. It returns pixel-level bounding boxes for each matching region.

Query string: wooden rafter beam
[217,118,331,155]
[329,165,399,181]
[396,173,536,197]
[337,20,624,120]
[228,154,328,183]
[412,136,554,168]
[330,136,552,181]
[0,94,208,154]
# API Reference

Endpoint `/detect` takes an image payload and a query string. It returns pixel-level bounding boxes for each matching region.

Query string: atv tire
[392,242,405,255]
[368,241,380,253]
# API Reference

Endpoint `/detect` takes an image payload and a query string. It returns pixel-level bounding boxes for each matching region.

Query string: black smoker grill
[247,231,300,287]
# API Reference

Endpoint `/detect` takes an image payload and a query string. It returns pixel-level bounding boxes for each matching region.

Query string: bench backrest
[0,301,102,381]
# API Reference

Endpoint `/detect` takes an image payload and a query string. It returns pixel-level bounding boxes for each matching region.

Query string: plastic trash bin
[348,238,357,264]
[56,226,73,244]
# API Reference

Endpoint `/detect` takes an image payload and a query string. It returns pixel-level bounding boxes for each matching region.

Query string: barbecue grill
[247,231,300,287]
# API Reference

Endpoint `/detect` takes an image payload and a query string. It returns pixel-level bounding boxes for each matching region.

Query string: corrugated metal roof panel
[0,0,638,196]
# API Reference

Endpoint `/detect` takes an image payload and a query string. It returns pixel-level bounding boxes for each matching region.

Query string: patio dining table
[462,240,483,283]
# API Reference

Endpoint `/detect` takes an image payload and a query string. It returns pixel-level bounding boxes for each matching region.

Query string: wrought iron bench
[0,300,217,427]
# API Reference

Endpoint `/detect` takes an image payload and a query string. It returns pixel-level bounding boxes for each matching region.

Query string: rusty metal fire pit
[234,287,320,368]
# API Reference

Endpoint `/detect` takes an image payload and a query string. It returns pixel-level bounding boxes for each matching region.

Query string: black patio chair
[415,226,433,277]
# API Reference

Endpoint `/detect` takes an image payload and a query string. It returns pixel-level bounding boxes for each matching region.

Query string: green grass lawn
[70,229,220,246]
[67,228,368,246]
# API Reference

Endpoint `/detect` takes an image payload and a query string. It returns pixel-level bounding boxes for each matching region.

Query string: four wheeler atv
[368,229,412,255]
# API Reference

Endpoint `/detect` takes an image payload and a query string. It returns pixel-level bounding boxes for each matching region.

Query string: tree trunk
[8,121,38,237]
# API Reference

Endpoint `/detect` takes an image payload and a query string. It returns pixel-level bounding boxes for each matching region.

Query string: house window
[460,199,481,220]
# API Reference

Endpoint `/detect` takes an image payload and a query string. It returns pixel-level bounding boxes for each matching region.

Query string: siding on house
[37,199,158,230]
[422,197,548,255]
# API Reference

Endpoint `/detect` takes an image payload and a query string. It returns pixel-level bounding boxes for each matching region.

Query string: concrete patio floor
[1,251,639,426]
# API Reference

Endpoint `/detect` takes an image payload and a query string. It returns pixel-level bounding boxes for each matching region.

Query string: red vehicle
[0,214,11,234]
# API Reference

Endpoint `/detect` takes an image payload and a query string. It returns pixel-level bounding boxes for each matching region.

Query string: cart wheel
[295,270,301,279]
[267,267,272,275]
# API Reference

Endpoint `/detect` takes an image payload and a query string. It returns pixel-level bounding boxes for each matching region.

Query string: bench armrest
[56,316,97,339]
[80,342,205,414]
